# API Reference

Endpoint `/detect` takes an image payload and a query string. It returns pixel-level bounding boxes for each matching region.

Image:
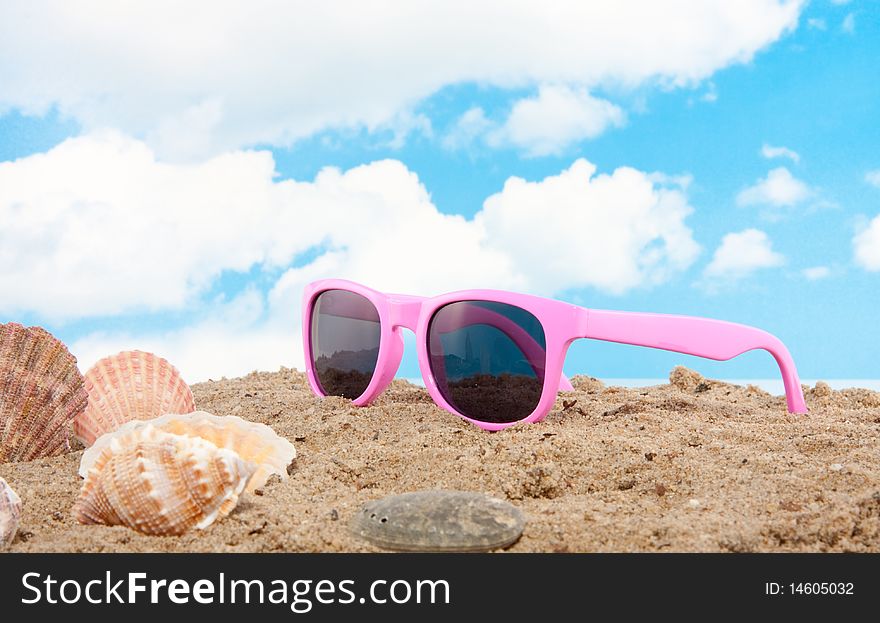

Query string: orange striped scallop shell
[74,350,195,446]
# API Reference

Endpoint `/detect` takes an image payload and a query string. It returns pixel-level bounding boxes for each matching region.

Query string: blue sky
[0,1,878,385]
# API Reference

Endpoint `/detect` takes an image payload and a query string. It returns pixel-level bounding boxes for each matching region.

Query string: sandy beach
[2,366,878,553]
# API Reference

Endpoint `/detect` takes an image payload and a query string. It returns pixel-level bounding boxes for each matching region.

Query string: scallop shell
[73,426,256,535]
[79,411,295,493]
[1,323,88,462]
[74,350,195,446]
[1,477,22,547]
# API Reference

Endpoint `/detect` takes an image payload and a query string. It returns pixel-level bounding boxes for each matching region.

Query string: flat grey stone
[350,490,525,552]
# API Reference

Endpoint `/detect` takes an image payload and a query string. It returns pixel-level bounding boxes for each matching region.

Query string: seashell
[74,350,195,446]
[73,426,256,536]
[79,411,295,493]
[350,490,525,552]
[1,323,88,462]
[1,477,22,547]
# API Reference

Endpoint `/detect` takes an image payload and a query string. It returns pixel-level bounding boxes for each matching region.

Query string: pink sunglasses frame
[302,279,808,431]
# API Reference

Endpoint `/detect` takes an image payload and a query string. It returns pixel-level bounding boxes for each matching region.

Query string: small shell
[350,490,525,552]
[1,477,22,547]
[80,411,295,493]
[73,426,255,536]
[1,323,88,462]
[74,350,195,446]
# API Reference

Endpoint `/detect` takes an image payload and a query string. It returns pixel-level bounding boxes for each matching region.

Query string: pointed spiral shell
[73,426,256,536]
[79,411,295,493]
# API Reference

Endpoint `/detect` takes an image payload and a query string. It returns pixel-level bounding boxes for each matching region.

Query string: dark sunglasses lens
[310,289,381,399]
[427,301,546,424]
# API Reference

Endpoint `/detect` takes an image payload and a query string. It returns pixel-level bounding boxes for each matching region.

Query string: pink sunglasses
[302,279,807,431]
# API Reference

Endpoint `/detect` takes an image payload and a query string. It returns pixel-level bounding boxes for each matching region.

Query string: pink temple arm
[584,309,807,413]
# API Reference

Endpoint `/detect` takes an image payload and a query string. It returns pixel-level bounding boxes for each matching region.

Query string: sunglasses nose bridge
[388,297,423,331]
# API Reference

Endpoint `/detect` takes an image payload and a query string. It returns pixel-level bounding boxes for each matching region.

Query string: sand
[2,366,879,553]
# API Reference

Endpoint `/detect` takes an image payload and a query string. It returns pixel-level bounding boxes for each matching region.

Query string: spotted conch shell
[1,477,22,547]
[74,350,195,447]
[0,323,88,462]
[79,411,295,493]
[73,426,256,535]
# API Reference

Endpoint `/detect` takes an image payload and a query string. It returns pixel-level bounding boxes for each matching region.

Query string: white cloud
[854,216,880,271]
[0,131,517,321]
[761,143,800,163]
[0,132,294,318]
[388,111,435,149]
[2,134,701,380]
[475,160,700,294]
[807,18,827,30]
[701,83,719,103]
[442,107,493,151]
[70,288,296,383]
[802,266,830,280]
[0,1,805,159]
[865,170,880,188]
[841,13,855,34]
[703,229,785,280]
[444,86,626,155]
[488,85,625,156]
[737,166,812,208]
